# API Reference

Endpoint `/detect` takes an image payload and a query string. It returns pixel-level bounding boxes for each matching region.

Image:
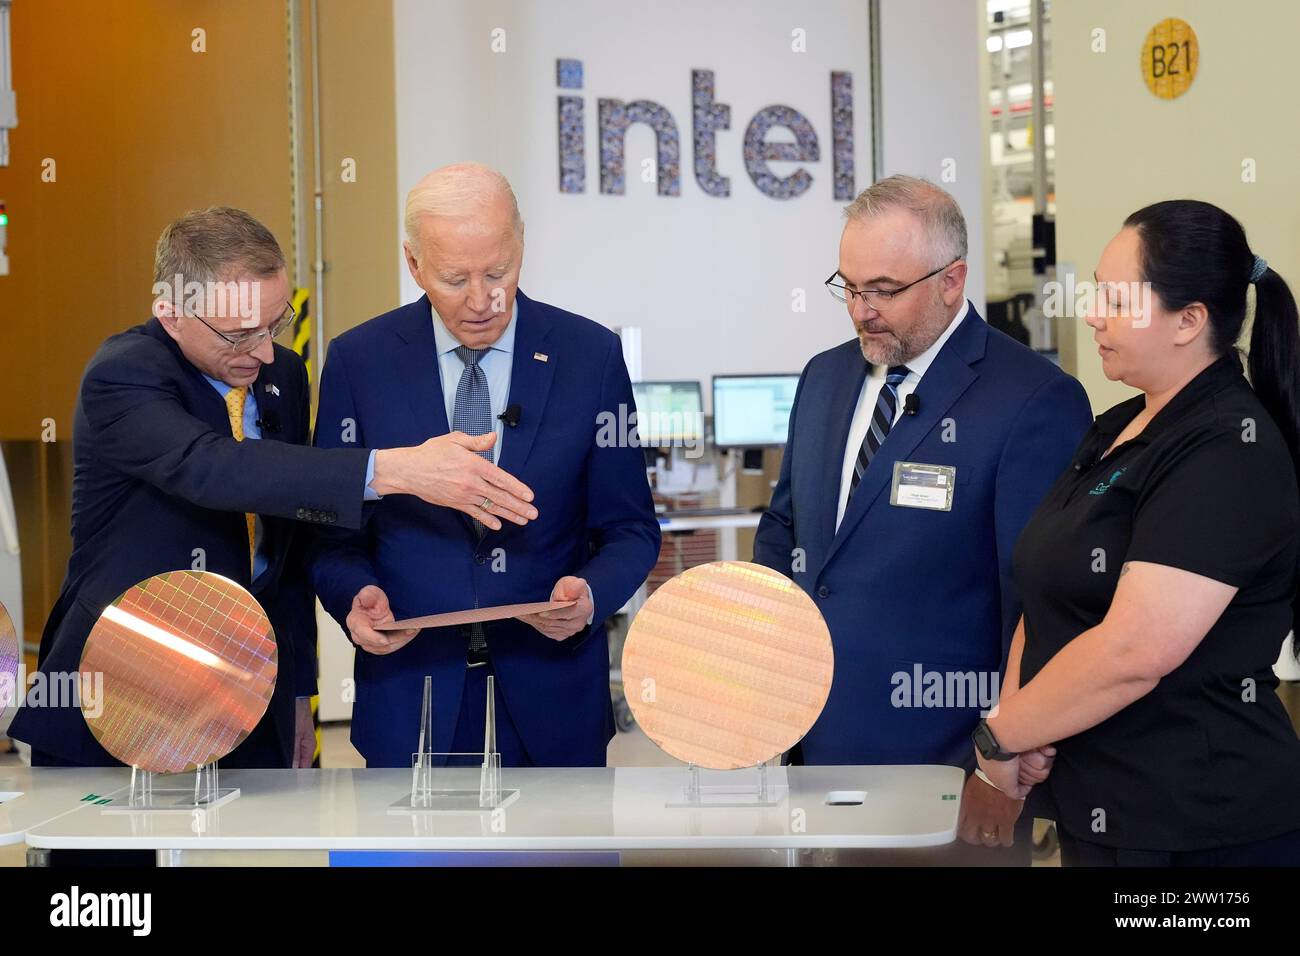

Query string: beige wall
[298,0,400,373]
[1053,1,1300,411]
[0,0,400,644]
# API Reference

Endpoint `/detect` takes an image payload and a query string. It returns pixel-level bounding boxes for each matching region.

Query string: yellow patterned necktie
[223,386,257,578]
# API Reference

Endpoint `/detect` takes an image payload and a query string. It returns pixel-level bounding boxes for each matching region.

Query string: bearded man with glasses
[755,176,1093,865]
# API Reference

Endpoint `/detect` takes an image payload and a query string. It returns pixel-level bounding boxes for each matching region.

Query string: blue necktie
[847,365,910,501]
[452,345,492,655]
[452,345,493,462]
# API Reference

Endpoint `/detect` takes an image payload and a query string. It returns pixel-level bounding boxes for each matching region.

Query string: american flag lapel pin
[266,383,281,396]
[533,352,548,362]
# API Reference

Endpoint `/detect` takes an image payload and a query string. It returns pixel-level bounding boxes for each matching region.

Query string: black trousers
[1059,827,1300,866]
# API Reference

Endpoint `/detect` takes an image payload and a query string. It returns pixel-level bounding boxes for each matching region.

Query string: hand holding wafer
[348,585,418,655]
[517,576,593,642]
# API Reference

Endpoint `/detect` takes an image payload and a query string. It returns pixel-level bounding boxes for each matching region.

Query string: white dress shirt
[834,298,971,530]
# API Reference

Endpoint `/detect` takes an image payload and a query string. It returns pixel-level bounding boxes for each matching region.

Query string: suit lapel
[486,293,555,549]
[393,293,556,544]
[252,359,288,443]
[390,295,483,537]
[143,318,231,435]
[393,295,452,441]
[143,318,263,586]
[815,348,870,553]
[249,357,296,589]
[495,291,555,478]
[823,309,987,569]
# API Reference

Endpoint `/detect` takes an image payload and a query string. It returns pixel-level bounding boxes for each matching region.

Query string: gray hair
[404,162,524,251]
[843,175,967,267]
[153,206,284,287]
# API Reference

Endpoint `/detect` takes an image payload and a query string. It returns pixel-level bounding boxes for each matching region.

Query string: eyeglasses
[188,302,297,354]
[826,257,962,309]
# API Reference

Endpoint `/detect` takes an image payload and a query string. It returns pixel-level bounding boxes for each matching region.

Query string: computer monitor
[712,374,800,448]
[630,380,704,445]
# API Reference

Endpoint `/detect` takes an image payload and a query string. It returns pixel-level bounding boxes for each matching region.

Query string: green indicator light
[0,214,8,226]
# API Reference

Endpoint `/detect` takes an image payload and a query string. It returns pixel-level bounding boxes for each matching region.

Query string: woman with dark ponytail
[970,199,1300,865]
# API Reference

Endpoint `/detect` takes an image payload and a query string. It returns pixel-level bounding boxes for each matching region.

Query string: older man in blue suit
[310,163,660,769]
[754,176,1092,859]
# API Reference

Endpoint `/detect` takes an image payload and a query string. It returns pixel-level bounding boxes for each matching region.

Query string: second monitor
[631,380,704,445]
[712,374,800,448]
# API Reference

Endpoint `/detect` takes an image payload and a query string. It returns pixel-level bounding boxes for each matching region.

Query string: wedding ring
[480,496,493,511]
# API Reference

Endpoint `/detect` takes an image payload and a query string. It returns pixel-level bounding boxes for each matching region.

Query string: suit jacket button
[817,585,829,598]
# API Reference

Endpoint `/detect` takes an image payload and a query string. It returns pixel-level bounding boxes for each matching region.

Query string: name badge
[890,461,956,511]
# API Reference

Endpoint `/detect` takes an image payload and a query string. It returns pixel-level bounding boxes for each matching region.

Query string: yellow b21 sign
[1141,18,1199,100]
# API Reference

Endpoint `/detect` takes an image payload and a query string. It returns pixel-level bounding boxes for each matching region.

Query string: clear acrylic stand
[102,761,240,813]
[664,760,787,808]
[390,674,518,814]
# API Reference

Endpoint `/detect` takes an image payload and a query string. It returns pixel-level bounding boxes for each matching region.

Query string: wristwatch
[971,719,1018,761]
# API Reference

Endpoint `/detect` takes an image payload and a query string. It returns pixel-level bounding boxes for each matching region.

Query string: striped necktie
[223,386,257,578]
[847,365,910,501]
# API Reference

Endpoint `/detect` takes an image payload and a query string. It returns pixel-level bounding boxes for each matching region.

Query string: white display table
[0,767,130,845]
[21,764,963,866]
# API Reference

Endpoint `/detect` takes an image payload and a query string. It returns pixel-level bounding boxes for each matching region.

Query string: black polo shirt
[1013,354,1300,852]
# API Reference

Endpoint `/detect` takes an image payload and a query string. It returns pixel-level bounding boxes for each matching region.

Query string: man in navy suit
[309,163,661,769]
[754,176,1092,858]
[10,207,535,770]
